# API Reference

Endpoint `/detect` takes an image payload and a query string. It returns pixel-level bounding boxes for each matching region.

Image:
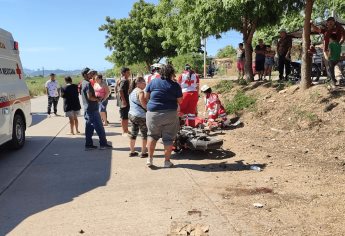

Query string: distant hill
[24,68,82,77]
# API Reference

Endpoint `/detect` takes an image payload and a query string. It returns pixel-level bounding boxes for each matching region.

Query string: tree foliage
[99,0,176,69]
[216,45,237,59]
[168,53,207,74]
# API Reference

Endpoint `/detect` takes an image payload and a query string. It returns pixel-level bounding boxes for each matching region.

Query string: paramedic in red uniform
[200,84,227,121]
[177,64,199,115]
[144,63,162,84]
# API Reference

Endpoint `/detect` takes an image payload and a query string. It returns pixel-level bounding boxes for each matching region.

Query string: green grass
[224,90,256,114]
[26,75,82,97]
[293,108,319,122]
[214,80,234,94]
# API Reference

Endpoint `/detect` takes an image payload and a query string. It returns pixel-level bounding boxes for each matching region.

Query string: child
[236,43,245,80]
[264,45,275,80]
[326,33,341,86]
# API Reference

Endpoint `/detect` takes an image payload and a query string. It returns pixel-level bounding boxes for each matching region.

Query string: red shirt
[321,22,345,51]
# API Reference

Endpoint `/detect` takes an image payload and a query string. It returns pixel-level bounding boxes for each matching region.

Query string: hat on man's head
[87,69,97,75]
[201,84,210,92]
[49,73,56,76]
[81,67,90,75]
[279,28,287,33]
[185,64,191,70]
[327,17,335,22]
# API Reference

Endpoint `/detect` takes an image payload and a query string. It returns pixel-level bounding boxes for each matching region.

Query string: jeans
[326,60,339,84]
[278,55,291,79]
[84,111,107,146]
[47,96,59,114]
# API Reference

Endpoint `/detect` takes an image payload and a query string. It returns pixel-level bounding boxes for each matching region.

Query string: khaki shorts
[65,110,80,118]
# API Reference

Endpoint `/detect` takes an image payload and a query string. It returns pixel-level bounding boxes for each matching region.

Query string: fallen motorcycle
[173,126,224,152]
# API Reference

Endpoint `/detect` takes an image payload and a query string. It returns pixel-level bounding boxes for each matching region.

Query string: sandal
[140,153,148,158]
[129,152,139,157]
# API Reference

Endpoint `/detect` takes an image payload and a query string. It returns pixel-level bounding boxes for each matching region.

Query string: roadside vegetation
[25,75,82,97]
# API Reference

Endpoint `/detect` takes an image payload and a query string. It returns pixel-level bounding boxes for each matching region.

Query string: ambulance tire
[10,114,26,149]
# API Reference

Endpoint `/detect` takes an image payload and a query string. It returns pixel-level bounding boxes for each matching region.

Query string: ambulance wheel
[10,114,26,149]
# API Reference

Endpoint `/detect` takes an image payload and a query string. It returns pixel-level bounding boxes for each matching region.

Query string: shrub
[224,90,256,114]
[214,80,234,94]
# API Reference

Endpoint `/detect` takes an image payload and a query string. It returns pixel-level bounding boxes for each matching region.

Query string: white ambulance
[0,28,31,149]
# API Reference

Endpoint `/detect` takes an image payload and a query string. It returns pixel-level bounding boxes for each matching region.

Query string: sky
[0,0,242,71]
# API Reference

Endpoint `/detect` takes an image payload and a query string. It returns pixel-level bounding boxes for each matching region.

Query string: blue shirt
[81,80,98,112]
[145,78,182,112]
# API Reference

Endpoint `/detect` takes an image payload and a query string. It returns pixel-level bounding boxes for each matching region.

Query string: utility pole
[201,38,207,79]
[42,66,45,77]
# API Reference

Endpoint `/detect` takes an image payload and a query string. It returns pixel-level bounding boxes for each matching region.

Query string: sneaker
[141,153,148,158]
[164,160,174,168]
[146,157,153,167]
[99,144,113,150]
[85,145,98,151]
[129,152,139,157]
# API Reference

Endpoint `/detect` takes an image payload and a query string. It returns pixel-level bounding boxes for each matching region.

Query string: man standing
[255,39,266,80]
[81,67,112,150]
[45,73,60,117]
[277,29,292,81]
[118,67,131,136]
[311,17,345,84]
[177,64,200,115]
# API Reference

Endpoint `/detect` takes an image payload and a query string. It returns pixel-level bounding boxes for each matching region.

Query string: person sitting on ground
[325,33,342,86]
[200,84,227,123]
[94,74,110,126]
[128,77,148,158]
[177,64,200,115]
[60,76,81,135]
[145,64,183,168]
[264,45,275,80]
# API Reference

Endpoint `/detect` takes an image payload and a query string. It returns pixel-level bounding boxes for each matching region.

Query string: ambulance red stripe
[0,96,31,108]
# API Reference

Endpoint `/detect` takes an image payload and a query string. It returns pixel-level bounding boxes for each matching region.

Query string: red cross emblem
[16,63,22,79]
[184,79,193,87]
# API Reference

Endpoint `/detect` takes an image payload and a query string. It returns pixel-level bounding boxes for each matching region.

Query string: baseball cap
[185,64,191,70]
[87,69,97,75]
[49,73,56,76]
[81,67,90,75]
[151,63,164,69]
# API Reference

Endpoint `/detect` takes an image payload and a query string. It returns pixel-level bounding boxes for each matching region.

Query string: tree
[158,0,304,81]
[300,0,314,90]
[216,45,237,59]
[99,0,177,69]
[168,53,207,74]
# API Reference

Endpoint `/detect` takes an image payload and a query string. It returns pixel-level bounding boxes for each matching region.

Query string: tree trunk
[300,0,314,89]
[244,41,254,81]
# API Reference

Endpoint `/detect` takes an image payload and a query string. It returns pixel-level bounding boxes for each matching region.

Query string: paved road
[0,96,237,236]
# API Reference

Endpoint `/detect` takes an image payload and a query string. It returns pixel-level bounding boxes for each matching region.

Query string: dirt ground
[178,78,345,235]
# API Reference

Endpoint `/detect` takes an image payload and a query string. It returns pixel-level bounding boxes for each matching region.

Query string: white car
[0,28,31,149]
[105,78,116,97]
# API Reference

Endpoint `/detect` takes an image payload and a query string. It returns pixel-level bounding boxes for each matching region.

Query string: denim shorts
[146,110,179,146]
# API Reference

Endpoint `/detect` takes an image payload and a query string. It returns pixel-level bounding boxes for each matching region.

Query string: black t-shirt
[255,44,267,61]
[119,78,130,104]
[81,80,98,112]
[61,84,81,112]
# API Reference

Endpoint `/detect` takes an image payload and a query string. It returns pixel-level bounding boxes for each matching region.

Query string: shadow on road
[174,149,236,160]
[175,160,267,172]
[0,136,112,235]
[30,112,48,126]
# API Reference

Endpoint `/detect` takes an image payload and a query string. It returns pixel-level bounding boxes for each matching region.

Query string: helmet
[201,84,210,92]
[150,63,164,73]
[185,64,191,70]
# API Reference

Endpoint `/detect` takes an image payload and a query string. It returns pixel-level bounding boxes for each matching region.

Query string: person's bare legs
[164,145,173,161]
[74,115,80,133]
[121,119,129,133]
[68,117,75,134]
[148,138,157,158]
[142,139,147,154]
[129,138,136,153]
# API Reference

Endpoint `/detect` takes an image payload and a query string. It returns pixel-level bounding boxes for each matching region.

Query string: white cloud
[21,47,64,53]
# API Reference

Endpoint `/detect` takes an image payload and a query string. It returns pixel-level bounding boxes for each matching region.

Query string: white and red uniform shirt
[178,70,199,93]
[204,93,227,120]
[144,72,161,84]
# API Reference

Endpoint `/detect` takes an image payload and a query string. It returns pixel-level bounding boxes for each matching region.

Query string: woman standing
[128,77,148,157]
[145,64,183,168]
[60,76,81,135]
[94,74,110,126]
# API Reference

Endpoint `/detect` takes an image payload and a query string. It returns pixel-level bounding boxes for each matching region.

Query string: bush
[214,80,234,94]
[224,90,256,114]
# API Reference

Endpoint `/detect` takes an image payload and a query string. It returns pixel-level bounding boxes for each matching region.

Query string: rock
[79,230,85,234]
[286,164,293,167]
[278,89,287,94]
[264,95,272,99]
[253,203,264,208]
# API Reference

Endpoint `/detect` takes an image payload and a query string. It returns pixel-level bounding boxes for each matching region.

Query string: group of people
[236,16,345,84]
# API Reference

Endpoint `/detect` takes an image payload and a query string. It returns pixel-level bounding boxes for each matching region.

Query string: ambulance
[0,28,31,149]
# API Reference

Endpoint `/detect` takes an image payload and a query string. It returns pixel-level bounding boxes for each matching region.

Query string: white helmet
[201,84,210,92]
